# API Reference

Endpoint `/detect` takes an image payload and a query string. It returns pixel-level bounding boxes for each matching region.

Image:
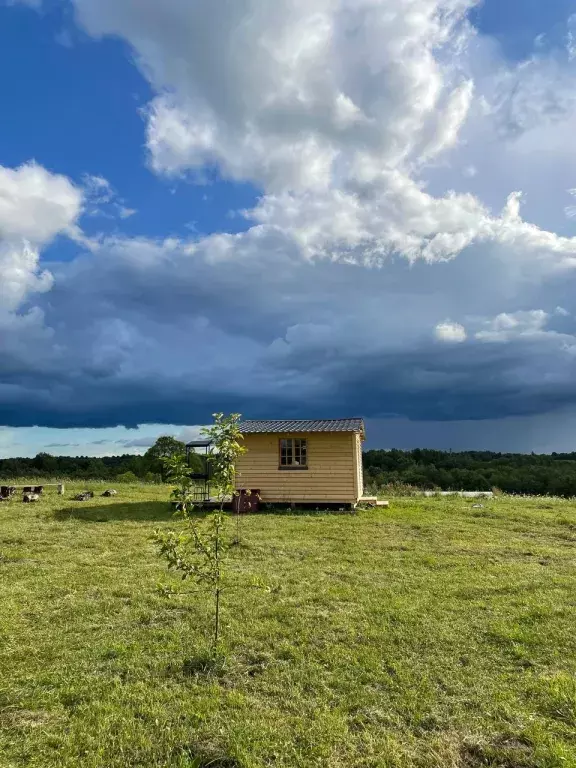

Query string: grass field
[1,483,576,767]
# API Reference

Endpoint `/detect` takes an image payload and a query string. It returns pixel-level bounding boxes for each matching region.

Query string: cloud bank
[2,0,576,434]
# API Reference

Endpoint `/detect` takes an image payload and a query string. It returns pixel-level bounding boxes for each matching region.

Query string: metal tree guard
[185,439,213,502]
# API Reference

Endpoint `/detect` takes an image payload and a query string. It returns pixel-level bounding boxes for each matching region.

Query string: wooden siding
[354,431,364,499]
[235,432,360,503]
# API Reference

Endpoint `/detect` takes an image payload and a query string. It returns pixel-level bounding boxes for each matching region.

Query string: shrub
[116,471,138,483]
[144,471,162,484]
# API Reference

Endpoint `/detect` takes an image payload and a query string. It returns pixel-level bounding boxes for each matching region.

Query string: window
[279,438,308,469]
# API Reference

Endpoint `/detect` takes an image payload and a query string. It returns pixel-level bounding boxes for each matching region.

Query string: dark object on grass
[23,493,40,503]
[101,489,118,497]
[0,486,16,499]
[73,492,94,501]
[232,489,261,514]
[34,486,44,495]
[23,486,33,493]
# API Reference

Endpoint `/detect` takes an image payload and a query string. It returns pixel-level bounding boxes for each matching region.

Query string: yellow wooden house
[235,419,366,507]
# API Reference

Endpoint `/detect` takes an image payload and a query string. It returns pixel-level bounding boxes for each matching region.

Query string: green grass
[1,483,576,767]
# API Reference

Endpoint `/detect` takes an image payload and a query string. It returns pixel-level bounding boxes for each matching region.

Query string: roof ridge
[239,418,365,434]
[241,417,364,421]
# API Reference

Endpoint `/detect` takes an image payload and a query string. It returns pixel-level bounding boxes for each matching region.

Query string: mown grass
[1,483,576,767]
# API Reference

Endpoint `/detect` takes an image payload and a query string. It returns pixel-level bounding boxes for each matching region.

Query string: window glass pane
[280,438,293,465]
[279,438,307,466]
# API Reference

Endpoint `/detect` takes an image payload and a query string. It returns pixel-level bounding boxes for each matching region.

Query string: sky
[2,0,576,457]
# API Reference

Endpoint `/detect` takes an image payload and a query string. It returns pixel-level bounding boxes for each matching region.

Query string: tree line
[3,441,576,496]
[364,448,576,497]
[0,437,204,482]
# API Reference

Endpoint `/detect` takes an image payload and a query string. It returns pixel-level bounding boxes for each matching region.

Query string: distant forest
[363,449,576,497]
[0,453,163,483]
[2,446,576,497]
[0,437,205,484]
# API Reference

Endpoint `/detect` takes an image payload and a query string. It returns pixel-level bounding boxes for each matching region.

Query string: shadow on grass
[54,500,182,523]
[176,747,240,768]
[54,499,357,523]
[258,504,357,516]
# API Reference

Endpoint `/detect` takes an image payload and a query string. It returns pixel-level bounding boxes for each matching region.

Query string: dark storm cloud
[1,229,576,430]
[3,283,576,430]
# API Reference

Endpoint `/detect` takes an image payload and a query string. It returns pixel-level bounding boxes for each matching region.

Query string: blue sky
[473,0,576,60]
[2,0,576,457]
[0,2,259,244]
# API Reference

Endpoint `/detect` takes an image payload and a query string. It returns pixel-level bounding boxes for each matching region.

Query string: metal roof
[239,419,365,434]
[185,439,212,448]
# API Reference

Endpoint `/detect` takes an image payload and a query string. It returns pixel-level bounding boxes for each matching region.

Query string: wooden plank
[236,430,359,503]
[2,484,64,495]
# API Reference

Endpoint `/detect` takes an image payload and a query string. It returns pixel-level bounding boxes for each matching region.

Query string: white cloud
[69,0,576,270]
[83,173,137,220]
[0,241,52,317]
[564,187,576,219]
[83,174,112,202]
[74,0,478,192]
[0,162,82,245]
[118,206,137,219]
[435,321,467,343]
[418,79,475,165]
[567,14,576,61]
[0,163,82,334]
[475,310,550,342]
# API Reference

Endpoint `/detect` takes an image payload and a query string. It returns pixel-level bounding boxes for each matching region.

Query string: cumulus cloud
[70,0,576,269]
[435,322,467,343]
[74,0,477,189]
[475,310,551,342]
[0,162,82,244]
[0,163,82,340]
[0,242,52,317]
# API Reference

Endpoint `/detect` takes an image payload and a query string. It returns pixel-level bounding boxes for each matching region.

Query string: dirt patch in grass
[0,708,55,730]
[461,734,535,768]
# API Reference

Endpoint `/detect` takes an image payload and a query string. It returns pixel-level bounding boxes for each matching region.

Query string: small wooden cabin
[235,419,365,506]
